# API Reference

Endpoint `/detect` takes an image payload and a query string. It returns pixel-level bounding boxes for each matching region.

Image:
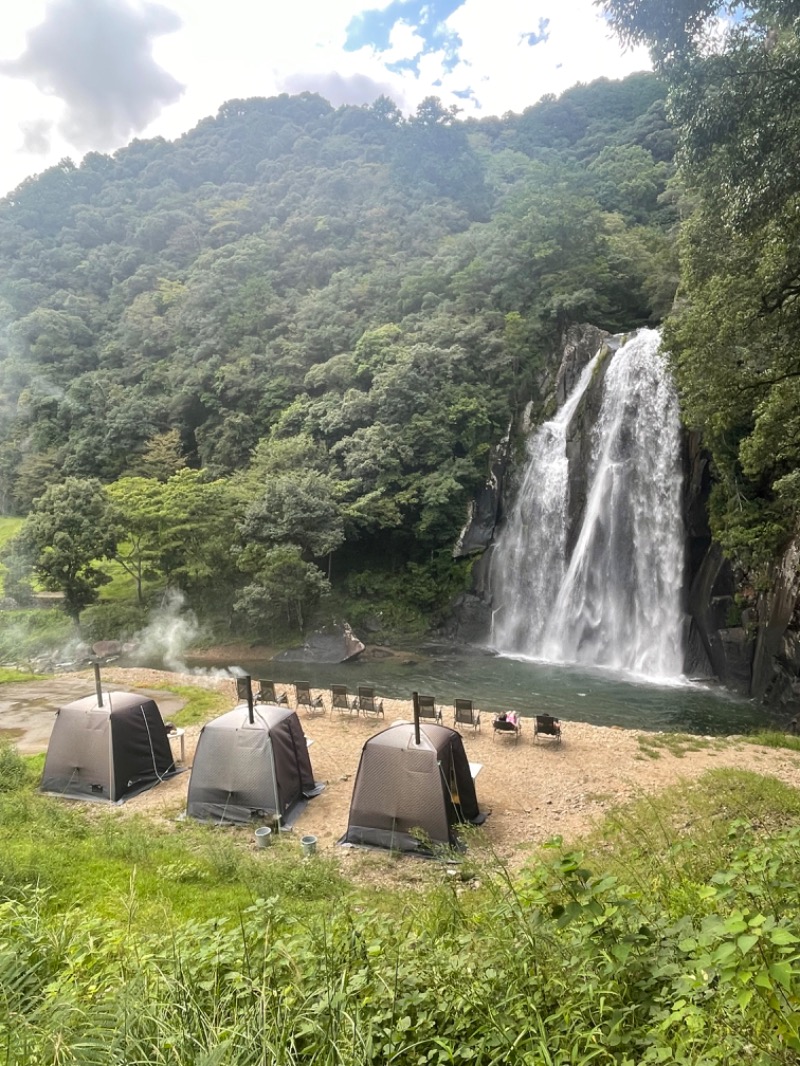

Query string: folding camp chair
[453,699,481,733]
[533,714,562,743]
[330,684,358,716]
[294,682,325,715]
[417,695,442,724]
[492,714,521,742]
[256,679,288,705]
[356,686,384,719]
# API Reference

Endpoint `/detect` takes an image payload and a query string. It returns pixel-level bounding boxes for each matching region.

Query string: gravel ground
[74,668,800,873]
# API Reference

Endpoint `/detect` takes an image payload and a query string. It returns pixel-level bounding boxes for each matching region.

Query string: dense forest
[0,70,678,639]
[3,0,798,658]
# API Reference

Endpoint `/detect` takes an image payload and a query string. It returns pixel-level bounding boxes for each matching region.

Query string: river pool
[178,642,769,736]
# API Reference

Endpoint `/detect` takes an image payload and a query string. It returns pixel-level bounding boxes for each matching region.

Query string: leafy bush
[0,743,30,793]
[0,609,73,663]
[1,767,799,1063]
[79,602,150,643]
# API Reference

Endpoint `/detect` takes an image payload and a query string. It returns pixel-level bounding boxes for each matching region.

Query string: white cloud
[384,20,427,64]
[0,0,651,198]
[443,0,652,116]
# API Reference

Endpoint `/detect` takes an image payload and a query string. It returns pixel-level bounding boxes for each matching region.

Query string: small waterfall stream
[491,329,685,681]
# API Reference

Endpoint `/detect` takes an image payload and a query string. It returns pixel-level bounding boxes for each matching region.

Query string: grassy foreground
[1,741,800,1064]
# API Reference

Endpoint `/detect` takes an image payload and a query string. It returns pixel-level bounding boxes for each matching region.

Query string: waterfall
[490,329,685,681]
[490,353,601,654]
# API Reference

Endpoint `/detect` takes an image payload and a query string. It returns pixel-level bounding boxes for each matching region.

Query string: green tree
[238,472,344,562]
[128,429,187,481]
[233,545,331,635]
[601,2,800,233]
[106,477,164,604]
[155,469,240,598]
[8,478,115,624]
[602,0,800,572]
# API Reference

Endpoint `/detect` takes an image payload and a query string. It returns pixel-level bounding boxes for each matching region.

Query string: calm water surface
[179,642,768,736]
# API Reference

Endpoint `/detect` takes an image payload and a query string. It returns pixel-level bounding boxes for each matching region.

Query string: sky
[0,0,651,199]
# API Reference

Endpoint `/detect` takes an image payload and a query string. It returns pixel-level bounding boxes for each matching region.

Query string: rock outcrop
[445,324,800,712]
[272,622,365,663]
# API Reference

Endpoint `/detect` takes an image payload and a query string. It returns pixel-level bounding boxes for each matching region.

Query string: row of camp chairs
[254,681,478,729]
[254,680,384,718]
[491,713,562,744]
[254,680,561,741]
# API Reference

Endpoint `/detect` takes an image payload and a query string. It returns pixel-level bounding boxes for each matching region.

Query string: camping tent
[40,690,177,803]
[341,721,484,853]
[186,703,321,824]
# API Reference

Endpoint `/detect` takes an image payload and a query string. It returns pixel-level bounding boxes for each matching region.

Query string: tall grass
[745,730,800,753]
[0,668,49,684]
[1,765,799,1064]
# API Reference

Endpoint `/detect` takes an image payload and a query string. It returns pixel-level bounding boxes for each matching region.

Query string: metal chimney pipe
[245,674,254,724]
[412,691,421,746]
[93,661,104,706]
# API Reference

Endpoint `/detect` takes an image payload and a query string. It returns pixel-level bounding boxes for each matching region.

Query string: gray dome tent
[40,690,177,803]
[186,703,322,825]
[341,721,485,853]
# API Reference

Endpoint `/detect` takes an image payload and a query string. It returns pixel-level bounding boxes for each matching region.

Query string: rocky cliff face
[446,325,800,716]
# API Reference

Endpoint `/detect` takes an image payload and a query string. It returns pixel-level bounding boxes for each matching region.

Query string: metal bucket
[301,834,317,856]
[255,826,272,849]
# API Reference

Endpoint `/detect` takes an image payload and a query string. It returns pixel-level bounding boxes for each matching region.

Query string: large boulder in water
[272,623,365,663]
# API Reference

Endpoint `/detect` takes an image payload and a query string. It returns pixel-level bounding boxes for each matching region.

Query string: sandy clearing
[8,667,791,875]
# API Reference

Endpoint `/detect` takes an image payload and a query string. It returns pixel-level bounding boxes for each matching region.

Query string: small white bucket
[301,834,317,856]
[255,826,272,849]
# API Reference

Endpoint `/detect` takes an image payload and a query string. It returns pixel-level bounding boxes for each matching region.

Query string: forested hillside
[0,73,677,639]
[605,0,800,584]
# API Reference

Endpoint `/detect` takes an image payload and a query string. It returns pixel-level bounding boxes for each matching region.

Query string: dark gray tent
[40,690,177,803]
[186,704,321,825]
[341,721,485,853]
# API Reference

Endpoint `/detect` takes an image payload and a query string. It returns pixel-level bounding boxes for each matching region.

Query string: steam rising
[132,588,199,673]
[1,0,184,150]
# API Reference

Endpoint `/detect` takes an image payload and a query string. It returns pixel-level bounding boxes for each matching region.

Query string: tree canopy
[0,75,678,635]
[601,1,800,578]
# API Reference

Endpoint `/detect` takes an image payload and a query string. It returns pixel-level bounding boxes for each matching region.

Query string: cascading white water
[491,329,685,680]
[490,353,601,654]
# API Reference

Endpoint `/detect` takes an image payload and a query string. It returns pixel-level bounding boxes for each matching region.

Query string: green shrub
[0,609,73,663]
[79,602,150,643]
[0,743,30,792]
[0,768,799,1064]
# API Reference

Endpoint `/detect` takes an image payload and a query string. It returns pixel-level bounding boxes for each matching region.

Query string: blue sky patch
[346,0,465,60]
[387,56,421,74]
[523,18,550,47]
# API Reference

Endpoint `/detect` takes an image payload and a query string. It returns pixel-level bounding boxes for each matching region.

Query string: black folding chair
[533,714,562,743]
[417,695,442,723]
[453,699,481,732]
[256,679,288,705]
[356,686,384,718]
[331,684,358,716]
[294,682,325,715]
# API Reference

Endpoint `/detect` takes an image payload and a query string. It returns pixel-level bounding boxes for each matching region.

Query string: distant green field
[0,517,23,596]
